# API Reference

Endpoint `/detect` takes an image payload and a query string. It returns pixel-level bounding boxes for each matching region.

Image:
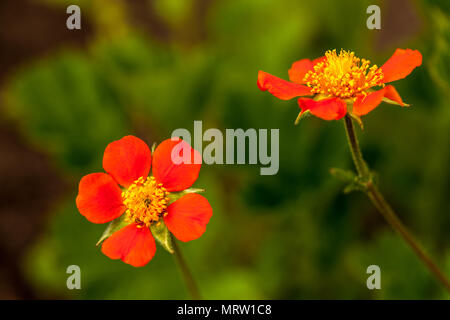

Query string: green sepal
[167,188,205,205]
[294,110,311,125]
[96,215,128,246]
[313,93,329,101]
[150,221,174,254]
[348,113,364,130]
[382,97,410,107]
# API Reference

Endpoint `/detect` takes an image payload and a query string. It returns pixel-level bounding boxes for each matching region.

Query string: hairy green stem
[172,236,202,299]
[343,115,450,292]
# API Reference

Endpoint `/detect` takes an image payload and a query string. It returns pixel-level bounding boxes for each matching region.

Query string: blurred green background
[0,0,449,299]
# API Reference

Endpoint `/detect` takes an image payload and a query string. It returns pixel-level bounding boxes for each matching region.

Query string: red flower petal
[353,90,385,116]
[164,193,213,242]
[103,136,152,188]
[353,85,404,116]
[76,173,125,224]
[288,59,314,83]
[297,97,347,120]
[312,56,327,65]
[383,85,404,106]
[288,56,325,84]
[380,49,422,83]
[152,138,201,192]
[101,224,156,267]
[257,71,312,100]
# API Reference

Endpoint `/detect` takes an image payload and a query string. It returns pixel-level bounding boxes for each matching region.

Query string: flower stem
[172,236,202,299]
[343,115,450,292]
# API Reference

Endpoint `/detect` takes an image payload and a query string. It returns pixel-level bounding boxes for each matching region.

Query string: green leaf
[329,168,357,183]
[167,188,205,205]
[150,221,174,254]
[343,181,367,194]
[330,167,371,194]
[96,215,128,246]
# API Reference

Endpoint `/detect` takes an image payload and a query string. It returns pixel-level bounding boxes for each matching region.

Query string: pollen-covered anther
[122,176,170,228]
[303,49,384,99]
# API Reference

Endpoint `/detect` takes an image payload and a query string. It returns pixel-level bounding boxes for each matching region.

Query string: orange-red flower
[258,48,422,120]
[76,136,212,267]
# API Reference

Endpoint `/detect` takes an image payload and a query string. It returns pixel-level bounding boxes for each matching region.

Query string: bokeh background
[0,0,449,299]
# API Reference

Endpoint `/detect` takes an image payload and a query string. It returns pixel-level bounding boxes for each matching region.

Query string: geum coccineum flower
[258,48,422,120]
[76,136,212,267]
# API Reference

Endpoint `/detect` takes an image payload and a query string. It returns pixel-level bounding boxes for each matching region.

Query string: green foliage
[4,0,449,299]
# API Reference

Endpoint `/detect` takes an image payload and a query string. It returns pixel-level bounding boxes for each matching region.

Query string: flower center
[122,176,169,228]
[303,49,384,99]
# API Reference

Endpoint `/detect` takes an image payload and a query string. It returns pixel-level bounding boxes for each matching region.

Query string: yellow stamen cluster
[303,49,384,99]
[122,176,170,228]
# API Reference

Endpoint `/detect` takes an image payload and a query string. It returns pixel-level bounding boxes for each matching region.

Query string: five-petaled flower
[258,48,422,120]
[76,136,213,267]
